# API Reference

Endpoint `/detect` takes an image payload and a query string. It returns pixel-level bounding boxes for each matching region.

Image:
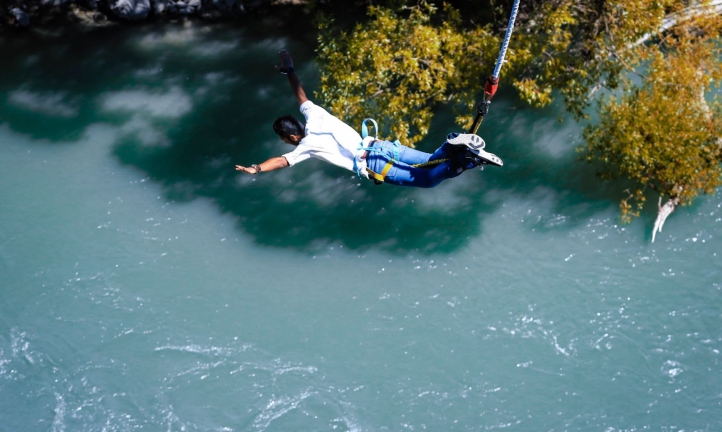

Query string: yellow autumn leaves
[314,0,722,222]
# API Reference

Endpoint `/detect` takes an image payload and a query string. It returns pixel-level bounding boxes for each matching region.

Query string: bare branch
[634,0,722,46]
[652,194,681,243]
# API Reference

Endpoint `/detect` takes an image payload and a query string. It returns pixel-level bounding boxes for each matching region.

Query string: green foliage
[315,3,498,145]
[511,0,678,118]
[583,10,722,221]
[314,0,722,225]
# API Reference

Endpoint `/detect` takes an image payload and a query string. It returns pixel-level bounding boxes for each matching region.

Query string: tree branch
[634,0,722,47]
[652,193,681,243]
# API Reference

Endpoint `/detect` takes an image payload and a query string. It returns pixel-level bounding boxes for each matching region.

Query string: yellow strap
[366,161,394,184]
[366,168,385,183]
[380,161,394,177]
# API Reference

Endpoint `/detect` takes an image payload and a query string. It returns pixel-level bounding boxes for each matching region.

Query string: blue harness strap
[355,118,402,184]
[354,118,380,179]
[361,118,378,139]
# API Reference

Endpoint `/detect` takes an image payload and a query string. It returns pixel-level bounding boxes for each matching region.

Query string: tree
[508,0,722,238]
[583,8,722,240]
[315,3,499,145]
[314,0,722,239]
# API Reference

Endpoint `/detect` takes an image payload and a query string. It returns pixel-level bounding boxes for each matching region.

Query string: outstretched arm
[235,156,289,175]
[277,49,308,106]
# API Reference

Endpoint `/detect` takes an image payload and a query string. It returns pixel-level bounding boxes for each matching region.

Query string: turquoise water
[1,22,721,431]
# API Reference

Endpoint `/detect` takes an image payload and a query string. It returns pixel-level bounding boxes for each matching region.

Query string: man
[235,50,502,188]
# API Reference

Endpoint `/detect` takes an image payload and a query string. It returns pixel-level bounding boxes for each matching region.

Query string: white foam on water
[531,118,582,158]
[663,360,684,379]
[175,361,225,378]
[10,328,35,365]
[229,359,317,378]
[136,26,199,49]
[252,389,314,431]
[264,170,369,208]
[118,114,171,147]
[195,72,241,100]
[250,37,289,53]
[8,89,79,118]
[408,174,474,214]
[190,40,239,57]
[154,344,245,357]
[255,85,278,100]
[51,393,66,432]
[96,86,195,148]
[500,315,576,359]
[100,86,192,118]
[134,25,239,58]
[133,65,165,78]
[305,172,369,207]
[162,407,193,432]
[204,71,237,86]
[0,355,8,378]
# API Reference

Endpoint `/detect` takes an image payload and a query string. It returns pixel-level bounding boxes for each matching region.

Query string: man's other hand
[276,49,294,71]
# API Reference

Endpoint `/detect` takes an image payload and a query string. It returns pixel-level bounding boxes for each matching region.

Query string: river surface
[1,20,721,432]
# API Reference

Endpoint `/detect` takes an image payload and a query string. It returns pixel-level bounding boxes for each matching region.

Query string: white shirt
[283,101,370,178]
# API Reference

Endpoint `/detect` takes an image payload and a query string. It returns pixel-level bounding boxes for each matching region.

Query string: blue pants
[365,140,472,188]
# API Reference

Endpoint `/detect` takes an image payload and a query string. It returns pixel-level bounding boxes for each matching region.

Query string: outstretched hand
[235,165,258,174]
[276,49,294,71]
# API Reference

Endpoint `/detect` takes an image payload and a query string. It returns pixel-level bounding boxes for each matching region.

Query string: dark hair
[273,115,305,139]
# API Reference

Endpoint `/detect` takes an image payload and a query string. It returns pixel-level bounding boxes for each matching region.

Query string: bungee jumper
[235,0,520,187]
[235,49,501,188]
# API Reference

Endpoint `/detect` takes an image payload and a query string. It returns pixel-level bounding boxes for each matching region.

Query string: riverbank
[1,0,315,29]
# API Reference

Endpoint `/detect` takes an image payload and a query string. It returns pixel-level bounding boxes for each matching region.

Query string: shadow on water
[0,17,636,255]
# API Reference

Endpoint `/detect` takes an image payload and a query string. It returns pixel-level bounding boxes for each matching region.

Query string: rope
[368,1,523,168]
[412,158,448,168]
[469,0,521,134]
[492,0,521,80]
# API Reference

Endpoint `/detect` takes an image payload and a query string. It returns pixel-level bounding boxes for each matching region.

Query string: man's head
[273,115,305,145]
